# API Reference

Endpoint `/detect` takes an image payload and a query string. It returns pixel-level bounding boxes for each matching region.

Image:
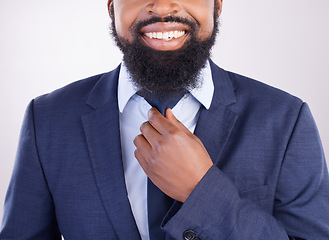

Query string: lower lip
[141,33,189,51]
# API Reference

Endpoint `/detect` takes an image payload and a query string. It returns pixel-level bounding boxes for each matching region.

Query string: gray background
[1,0,328,220]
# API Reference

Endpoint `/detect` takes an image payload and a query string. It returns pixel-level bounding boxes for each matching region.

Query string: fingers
[141,107,204,150]
[133,134,152,161]
[147,107,188,135]
[165,108,205,146]
[134,147,149,171]
[139,121,161,148]
[147,108,177,135]
[165,109,191,135]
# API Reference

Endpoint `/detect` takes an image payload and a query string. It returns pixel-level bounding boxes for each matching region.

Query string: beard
[110,7,219,97]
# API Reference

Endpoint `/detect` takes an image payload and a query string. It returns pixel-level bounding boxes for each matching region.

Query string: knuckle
[148,108,161,124]
[148,108,156,120]
[154,142,163,152]
[133,137,137,146]
[140,121,149,132]
[134,149,141,160]
[166,130,181,143]
[133,135,140,144]
[166,126,179,136]
[153,142,170,157]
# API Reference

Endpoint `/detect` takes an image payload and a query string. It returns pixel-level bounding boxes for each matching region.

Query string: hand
[133,107,213,202]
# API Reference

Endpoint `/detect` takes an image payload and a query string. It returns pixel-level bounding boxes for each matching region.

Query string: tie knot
[137,89,186,116]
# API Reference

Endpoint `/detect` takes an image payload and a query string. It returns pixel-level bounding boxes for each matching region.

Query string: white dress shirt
[117,61,214,240]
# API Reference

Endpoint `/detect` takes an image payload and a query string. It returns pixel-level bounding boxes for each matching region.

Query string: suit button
[183,230,196,240]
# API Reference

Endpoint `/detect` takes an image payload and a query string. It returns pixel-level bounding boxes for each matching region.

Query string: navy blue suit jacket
[1,61,329,239]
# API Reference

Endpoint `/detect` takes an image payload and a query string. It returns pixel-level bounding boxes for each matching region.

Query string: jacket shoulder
[34,73,104,108]
[32,64,120,113]
[226,70,304,110]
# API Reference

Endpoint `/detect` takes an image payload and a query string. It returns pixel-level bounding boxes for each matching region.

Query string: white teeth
[156,32,163,39]
[144,30,186,41]
[163,32,169,40]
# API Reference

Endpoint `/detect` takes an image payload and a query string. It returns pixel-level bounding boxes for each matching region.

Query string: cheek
[185,4,215,40]
[114,2,145,42]
[115,11,133,40]
[198,15,215,40]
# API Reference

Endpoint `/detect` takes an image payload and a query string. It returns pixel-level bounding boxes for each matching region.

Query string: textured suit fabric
[1,60,329,239]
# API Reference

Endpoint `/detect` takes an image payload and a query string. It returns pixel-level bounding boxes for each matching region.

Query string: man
[1,0,329,239]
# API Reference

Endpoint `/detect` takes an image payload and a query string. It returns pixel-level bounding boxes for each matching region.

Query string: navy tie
[137,89,185,240]
[138,89,186,116]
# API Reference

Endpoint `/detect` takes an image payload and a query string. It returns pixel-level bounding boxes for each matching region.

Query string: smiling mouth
[139,21,191,51]
[143,30,186,41]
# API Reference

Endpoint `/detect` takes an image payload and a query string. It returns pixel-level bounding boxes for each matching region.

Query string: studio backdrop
[1,0,328,219]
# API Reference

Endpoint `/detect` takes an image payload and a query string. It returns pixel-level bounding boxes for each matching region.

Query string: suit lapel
[195,104,238,165]
[194,60,238,165]
[82,66,141,239]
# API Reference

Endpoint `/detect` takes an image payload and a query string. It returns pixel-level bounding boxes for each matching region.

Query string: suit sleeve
[162,103,329,240]
[0,101,61,240]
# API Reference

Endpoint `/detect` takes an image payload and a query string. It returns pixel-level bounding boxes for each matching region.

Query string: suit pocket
[239,185,268,201]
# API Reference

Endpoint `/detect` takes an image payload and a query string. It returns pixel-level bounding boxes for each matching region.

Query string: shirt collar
[118,60,214,113]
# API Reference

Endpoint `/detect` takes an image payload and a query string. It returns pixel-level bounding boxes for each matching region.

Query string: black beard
[110,10,219,97]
